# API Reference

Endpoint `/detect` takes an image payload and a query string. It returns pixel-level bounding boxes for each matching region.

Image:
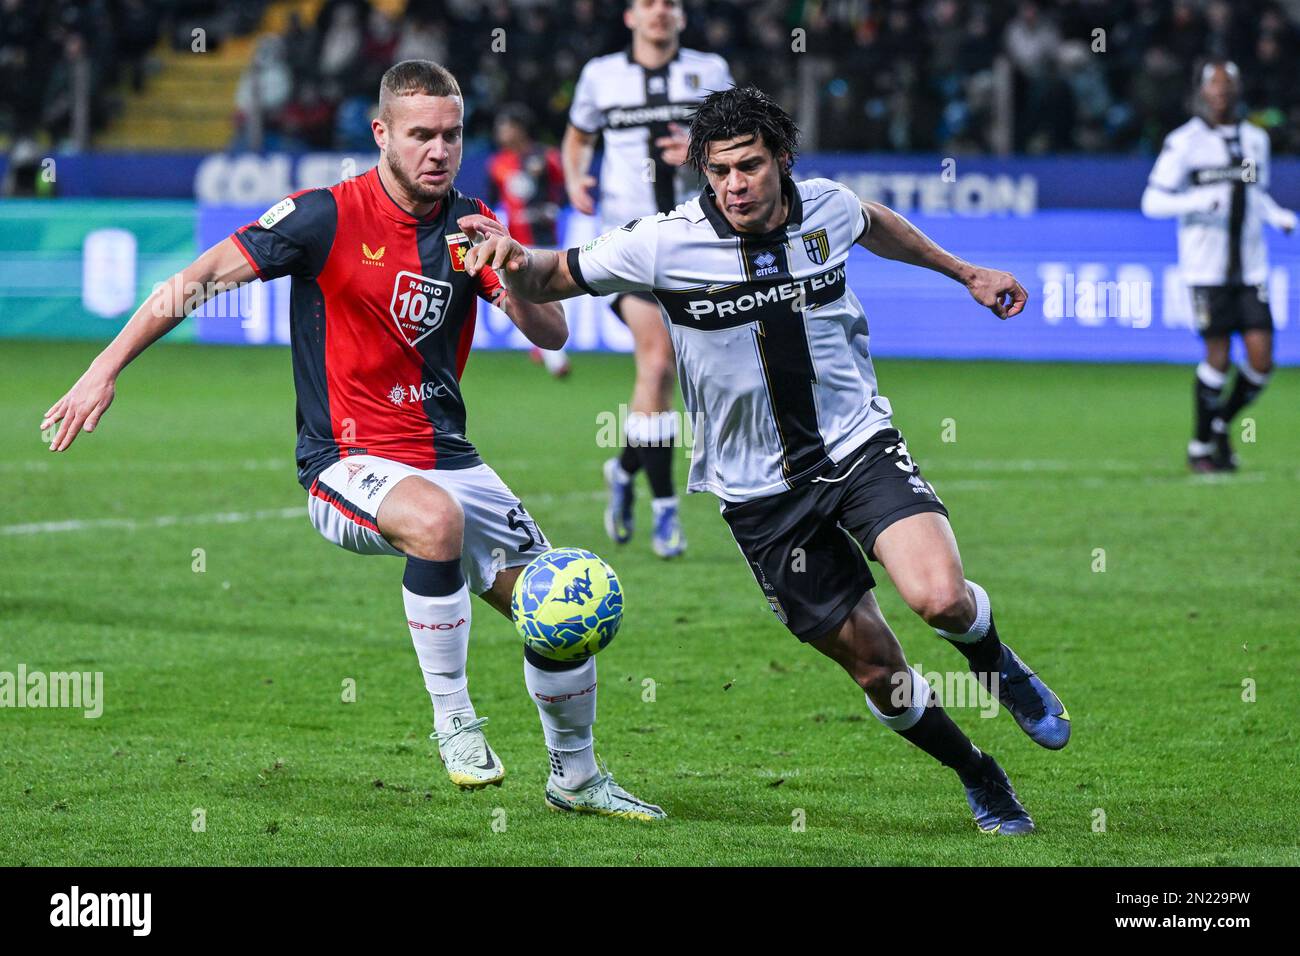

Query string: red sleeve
[546,148,565,203]
[473,199,506,303]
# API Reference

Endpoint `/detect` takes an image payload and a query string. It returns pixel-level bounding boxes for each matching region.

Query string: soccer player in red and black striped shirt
[41,60,664,820]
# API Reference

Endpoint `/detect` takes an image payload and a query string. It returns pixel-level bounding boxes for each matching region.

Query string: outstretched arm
[40,236,257,451]
[457,214,587,305]
[857,200,1028,319]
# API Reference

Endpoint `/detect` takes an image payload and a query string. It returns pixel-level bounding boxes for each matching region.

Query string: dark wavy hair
[686,86,800,176]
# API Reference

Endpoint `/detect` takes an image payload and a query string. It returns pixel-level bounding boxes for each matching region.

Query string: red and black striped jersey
[230,167,504,489]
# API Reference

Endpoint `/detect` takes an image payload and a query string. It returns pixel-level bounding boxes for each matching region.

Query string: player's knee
[400,495,464,560]
[637,351,675,394]
[912,581,973,630]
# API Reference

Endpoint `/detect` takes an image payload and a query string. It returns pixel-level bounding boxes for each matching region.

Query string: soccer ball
[511,548,624,662]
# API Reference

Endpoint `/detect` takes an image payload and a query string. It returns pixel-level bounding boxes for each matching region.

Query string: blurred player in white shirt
[563,0,732,557]
[1142,62,1296,472]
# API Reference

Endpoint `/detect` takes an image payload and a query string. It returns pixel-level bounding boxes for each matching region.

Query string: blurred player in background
[462,86,1071,836]
[1142,61,1296,473]
[564,0,732,558]
[487,103,571,378]
[41,60,663,822]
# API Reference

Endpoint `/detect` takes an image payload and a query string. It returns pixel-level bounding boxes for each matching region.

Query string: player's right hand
[461,231,531,279]
[41,366,116,452]
[568,175,597,216]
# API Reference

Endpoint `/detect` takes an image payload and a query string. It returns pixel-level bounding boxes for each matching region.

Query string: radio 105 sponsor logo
[390,271,453,346]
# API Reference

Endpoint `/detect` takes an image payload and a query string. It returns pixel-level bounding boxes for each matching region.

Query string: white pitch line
[1,491,607,537]
[2,506,307,537]
[0,458,287,474]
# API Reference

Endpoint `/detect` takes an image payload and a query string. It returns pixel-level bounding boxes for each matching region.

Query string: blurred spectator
[485,104,564,246]
[7,0,1300,157]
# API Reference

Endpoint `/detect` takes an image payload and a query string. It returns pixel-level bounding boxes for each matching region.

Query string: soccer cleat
[530,346,572,378]
[1188,452,1220,474]
[544,763,666,821]
[983,644,1071,751]
[603,457,635,544]
[1211,428,1239,472]
[431,715,505,790]
[650,497,686,559]
[961,751,1035,835]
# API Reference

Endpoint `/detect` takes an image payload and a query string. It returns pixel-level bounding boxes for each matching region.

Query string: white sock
[865,665,930,731]
[1196,361,1228,389]
[651,495,679,514]
[934,580,991,643]
[524,657,598,787]
[403,582,475,736]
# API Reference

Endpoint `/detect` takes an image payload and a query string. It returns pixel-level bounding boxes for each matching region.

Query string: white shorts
[307,455,549,595]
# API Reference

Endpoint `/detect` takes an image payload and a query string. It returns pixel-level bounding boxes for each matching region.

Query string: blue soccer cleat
[602,458,634,544]
[986,644,1071,751]
[961,751,1035,836]
[650,497,686,559]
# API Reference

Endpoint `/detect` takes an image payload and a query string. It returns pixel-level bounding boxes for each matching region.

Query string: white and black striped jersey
[1146,117,1275,286]
[566,176,889,503]
[568,47,733,230]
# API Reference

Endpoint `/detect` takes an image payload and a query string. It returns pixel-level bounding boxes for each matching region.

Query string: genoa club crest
[445,231,472,272]
[802,228,830,265]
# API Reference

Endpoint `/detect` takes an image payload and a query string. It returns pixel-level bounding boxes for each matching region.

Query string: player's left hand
[654,122,690,167]
[965,267,1028,320]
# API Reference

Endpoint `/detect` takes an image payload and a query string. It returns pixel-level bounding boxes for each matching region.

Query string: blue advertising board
[10,150,1300,211]
[193,205,1298,365]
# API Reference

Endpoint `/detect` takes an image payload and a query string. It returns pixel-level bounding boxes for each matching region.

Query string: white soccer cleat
[544,762,666,821]
[432,715,505,790]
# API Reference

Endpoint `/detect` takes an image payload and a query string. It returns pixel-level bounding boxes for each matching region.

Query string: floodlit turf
[1,340,1296,866]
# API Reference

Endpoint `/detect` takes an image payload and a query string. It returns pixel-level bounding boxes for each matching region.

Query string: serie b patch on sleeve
[258,197,297,229]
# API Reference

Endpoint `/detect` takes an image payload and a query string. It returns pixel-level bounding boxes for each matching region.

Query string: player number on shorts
[507,507,542,552]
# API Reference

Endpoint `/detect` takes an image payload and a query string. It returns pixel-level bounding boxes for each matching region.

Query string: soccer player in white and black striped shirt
[460,87,1072,836]
[562,0,733,558]
[1142,62,1296,472]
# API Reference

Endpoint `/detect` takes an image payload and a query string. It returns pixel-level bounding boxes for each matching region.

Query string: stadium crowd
[2,0,1299,155]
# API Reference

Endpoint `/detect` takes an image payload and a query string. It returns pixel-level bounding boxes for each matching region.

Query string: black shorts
[610,291,659,324]
[1191,284,1273,337]
[720,428,949,643]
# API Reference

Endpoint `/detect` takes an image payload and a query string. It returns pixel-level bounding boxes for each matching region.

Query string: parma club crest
[802,228,830,265]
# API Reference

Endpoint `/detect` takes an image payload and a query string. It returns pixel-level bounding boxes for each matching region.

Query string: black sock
[1218,364,1268,424]
[1194,365,1226,444]
[898,689,984,779]
[638,443,675,498]
[618,444,641,476]
[946,616,1004,675]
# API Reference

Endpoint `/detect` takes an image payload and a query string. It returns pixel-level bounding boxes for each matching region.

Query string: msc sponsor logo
[678,265,847,321]
[387,381,452,406]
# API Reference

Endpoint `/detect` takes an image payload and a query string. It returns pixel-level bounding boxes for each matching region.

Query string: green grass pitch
[1,340,1296,866]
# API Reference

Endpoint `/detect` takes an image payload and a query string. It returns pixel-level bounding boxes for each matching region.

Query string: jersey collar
[700,173,803,242]
[366,166,447,225]
[625,43,681,69]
